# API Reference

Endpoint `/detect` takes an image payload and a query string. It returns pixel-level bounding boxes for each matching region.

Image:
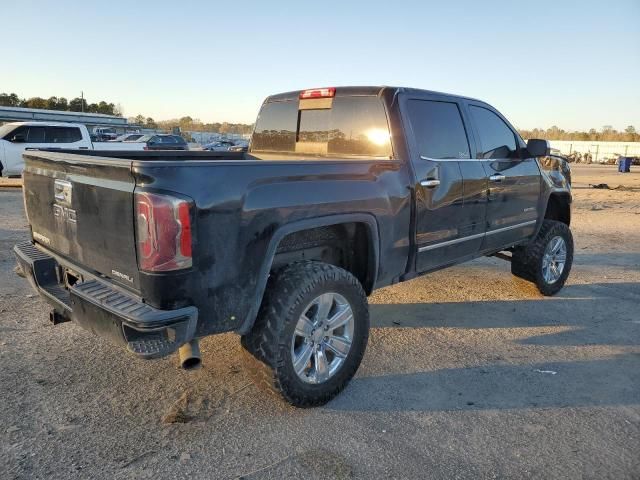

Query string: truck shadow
[574,252,640,267]
[329,280,640,412]
[369,281,640,347]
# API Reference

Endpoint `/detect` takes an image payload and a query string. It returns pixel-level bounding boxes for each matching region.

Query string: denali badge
[111,269,134,283]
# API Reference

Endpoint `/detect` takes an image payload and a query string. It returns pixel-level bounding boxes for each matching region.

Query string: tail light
[135,192,193,272]
[300,87,336,99]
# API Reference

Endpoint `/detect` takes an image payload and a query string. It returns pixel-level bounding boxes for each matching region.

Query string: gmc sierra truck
[14,86,573,407]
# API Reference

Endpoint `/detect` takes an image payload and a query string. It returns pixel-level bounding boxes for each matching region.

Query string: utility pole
[81,91,84,112]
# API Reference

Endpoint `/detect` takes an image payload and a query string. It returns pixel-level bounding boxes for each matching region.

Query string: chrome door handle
[489,174,506,182]
[420,179,440,188]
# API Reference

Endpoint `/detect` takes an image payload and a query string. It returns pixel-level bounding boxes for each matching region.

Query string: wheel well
[545,193,571,226]
[272,223,374,294]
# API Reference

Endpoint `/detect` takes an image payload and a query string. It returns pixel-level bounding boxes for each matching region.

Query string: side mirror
[10,133,26,143]
[526,139,550,157]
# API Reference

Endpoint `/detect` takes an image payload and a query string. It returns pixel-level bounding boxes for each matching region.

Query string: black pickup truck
[14,86,573,406]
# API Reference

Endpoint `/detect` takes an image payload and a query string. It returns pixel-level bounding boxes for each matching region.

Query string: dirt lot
[1,164,638,479]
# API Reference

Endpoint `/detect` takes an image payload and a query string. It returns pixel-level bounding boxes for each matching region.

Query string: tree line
[517,125,639,142]
[0,92,121,116]
[128,115,254,135]
[0,92,254,134]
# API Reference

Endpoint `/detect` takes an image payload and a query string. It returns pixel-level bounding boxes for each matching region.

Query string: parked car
[202,140,236,151]
[0,122,146,176]
[229,140,249,152]
[92,127,118,141]
[112,133,145,142]
[14,86,573,407]
[138,134,189,151]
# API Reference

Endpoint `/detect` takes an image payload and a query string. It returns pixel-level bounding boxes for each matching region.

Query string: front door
[403,96,484,272]
[467,104,540,251]
[2,125,46,175]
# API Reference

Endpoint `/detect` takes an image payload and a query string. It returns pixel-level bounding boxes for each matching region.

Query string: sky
[1,0,639,130]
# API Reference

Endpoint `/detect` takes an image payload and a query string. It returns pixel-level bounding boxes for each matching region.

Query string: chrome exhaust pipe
[178,339,201,370]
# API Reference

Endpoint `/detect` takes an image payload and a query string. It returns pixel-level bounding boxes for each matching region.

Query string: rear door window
[469,106,517,159]
[45,127,82,143]
[252,96,392,158]
[68,128,83,142]
[406,100,470,159]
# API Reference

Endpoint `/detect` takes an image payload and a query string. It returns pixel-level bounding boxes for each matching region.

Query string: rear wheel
[511,219,574,296]
[241,261,369,407]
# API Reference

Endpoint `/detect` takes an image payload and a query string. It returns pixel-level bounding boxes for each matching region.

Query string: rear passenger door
[43,126,86,150]
[403,95,485,272]
[467,104,540,251]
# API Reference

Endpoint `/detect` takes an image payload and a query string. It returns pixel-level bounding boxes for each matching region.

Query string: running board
[491,252,512,262]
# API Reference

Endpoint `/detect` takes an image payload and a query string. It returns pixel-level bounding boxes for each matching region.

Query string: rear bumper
[14,241,198,359]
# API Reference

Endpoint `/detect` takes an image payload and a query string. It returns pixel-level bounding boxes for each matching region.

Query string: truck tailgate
[22,151,141,291]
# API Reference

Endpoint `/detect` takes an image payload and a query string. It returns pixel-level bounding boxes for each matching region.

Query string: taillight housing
[299,87,336,99]
[135,191,193,272]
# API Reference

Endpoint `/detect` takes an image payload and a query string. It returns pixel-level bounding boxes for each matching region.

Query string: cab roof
[2,121,85,128]
[265,86,484,104]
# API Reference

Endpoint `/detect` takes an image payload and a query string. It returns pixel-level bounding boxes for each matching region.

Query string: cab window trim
[401,94,476,166]
[405,98,472,161]
[467,103,520,160]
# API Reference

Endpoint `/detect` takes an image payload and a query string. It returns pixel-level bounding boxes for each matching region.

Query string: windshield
[251,96,392,159]
[0,123,18,139]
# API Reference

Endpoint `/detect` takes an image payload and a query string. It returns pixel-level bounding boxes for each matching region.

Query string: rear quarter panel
[133,159,412,336]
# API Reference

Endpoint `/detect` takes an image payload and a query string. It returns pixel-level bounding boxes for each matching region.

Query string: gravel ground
[1,164,639,479]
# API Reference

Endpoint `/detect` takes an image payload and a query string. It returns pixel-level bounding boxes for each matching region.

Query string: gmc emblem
[53,204,77,223]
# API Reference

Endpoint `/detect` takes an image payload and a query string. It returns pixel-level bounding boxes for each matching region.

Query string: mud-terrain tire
[511,219,574,296]
[241,261,369,407]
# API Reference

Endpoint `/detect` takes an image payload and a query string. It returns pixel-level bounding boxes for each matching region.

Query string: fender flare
[236,213,380,335]
[533,187,572,238]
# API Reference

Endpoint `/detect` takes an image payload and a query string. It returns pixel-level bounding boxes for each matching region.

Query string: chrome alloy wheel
[542,235,567,284]
[291,292,355,384]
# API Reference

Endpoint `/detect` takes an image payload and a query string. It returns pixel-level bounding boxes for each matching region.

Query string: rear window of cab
[251,96,392,159]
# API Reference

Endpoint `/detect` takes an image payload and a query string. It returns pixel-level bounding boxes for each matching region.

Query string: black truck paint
[15,86,572,383]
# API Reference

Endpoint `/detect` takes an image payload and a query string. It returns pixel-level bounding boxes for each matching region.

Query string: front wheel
[241,261,369,407]
[511,219,574,296]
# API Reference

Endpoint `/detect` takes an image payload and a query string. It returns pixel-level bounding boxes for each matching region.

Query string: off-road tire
[241,261,369,407]
[511,219,574,296]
